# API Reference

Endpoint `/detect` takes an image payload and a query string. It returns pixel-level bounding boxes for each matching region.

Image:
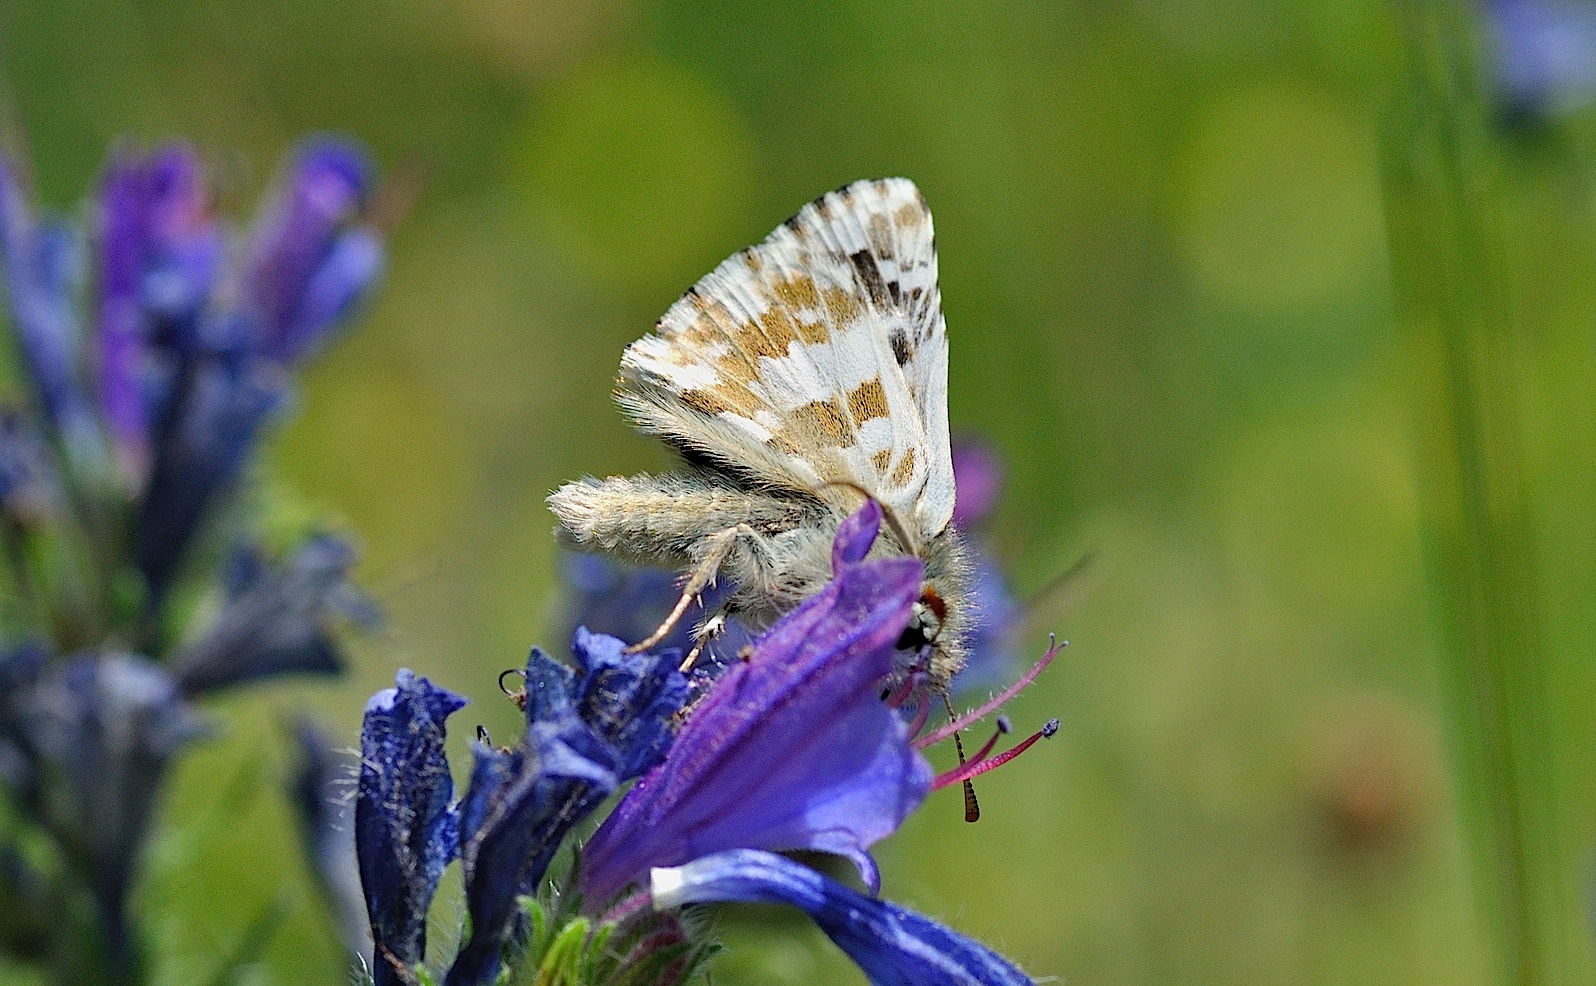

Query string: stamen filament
[601,887,653,925]
[915,636,1065,750]
[966,715,1011,764]
[932,718,1059,790]
[904,698,932,740]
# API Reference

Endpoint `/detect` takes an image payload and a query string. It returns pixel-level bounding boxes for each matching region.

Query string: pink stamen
[966,715,1011,764]
[600,887,652,925]
[905,698,932,740]
[882,669,926,710]
[915,636,1065,750]
[933,718,1060,790]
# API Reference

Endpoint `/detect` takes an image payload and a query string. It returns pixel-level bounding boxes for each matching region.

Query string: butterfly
[548,177,971,695]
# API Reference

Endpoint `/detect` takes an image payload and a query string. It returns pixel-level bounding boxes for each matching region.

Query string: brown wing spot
[867,214,896,260]
[768,433,800,454]
[820,286,863,326]
[682,388,730,415]
[740,308,796,359]
[682,299,737,345]
[890,447,918,485]
[774,399,850,448]
[683,381,761,417]
[847,376,889,423]
[872,449,893,472]
[772,273,820,312]
[795,318,831,344]
[894,201,926,229]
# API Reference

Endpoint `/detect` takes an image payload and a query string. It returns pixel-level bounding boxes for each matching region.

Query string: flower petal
[355,670,466,984]
[580,517,929,904]
[652,850,1034,986]
[171,534,369,695]
[446,632,687,986]
[245,139,374,364]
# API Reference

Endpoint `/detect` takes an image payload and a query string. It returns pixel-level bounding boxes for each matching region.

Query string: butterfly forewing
[617,177,955,542]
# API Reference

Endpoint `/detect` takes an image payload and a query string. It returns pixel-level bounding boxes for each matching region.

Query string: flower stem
[1381,5,1579,984]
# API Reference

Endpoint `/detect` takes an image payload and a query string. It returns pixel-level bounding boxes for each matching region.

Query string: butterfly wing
[618,177,955,541]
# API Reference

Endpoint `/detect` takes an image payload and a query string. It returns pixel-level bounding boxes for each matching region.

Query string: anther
[932,716,1061,792]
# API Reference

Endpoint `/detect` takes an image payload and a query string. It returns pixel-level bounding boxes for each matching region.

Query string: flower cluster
[353,502,1058,985]
[0,139,383,982]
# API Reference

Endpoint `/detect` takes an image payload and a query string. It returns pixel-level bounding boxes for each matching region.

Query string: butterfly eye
[896,585,946,652]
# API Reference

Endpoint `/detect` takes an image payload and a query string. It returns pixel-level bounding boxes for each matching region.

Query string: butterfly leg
[626,522,755,655]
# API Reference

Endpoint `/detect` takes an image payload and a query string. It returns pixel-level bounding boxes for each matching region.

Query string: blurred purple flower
[0,652,206,970]
[556,552,754,684]
[0,162,100,470]
[951,435,1004,530]
[445,629,687,986]
[579,501,932,906]
[1485,0,1596,120]
[244,141,376,364]
[355,670,466,986]
[0,139,384,605]
[287,718,372,964]
[96,146,224,476]
[949,435,1023,696]
[171,534,374,695]
[652,849,1034,986]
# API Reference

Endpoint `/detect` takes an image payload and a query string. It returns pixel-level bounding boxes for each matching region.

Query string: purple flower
[287,718,372,964]
[244,140,376,364]
[96,146,224,476]
[951,435,1004,531]
[579,501,933,905]
[355,670,466,986]
[0,140,383,606]
[1,653,206,970]
[132,346,284,601]
[445,630,687,986]
[1486,0,1596,121]
[171,534,374,695]
[949,435,1022,696]
[651,850,1034,986]
[0,161,100,469]
[556,552,753,679]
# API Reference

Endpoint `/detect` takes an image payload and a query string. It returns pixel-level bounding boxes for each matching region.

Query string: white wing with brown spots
[617,177,955,541]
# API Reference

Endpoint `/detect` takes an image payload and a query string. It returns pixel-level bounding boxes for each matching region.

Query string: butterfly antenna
[943,691,980,823]
[813,480,919,554]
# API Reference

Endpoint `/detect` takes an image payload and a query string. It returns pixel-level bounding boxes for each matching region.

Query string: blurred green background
[6,1,1596,982]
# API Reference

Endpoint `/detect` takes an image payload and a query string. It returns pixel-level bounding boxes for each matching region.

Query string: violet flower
[652,849,1034,986]
[445,630,686,986]
[0,135,385,985]
[131,141,381,601]
[579,501,933,905]
[0,160,101,471]
[949,435,1023,696]
[171,535,375,696]
[244,141,376,365]
[288,718,372,964]
[355,670,466,986]
[0,652,206,972]
[1485,0,1596,121]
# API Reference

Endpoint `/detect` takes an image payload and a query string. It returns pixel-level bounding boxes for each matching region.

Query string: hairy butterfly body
[549,178,971,692]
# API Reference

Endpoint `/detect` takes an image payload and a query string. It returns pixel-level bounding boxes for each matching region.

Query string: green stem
[1381,6,1574,985]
